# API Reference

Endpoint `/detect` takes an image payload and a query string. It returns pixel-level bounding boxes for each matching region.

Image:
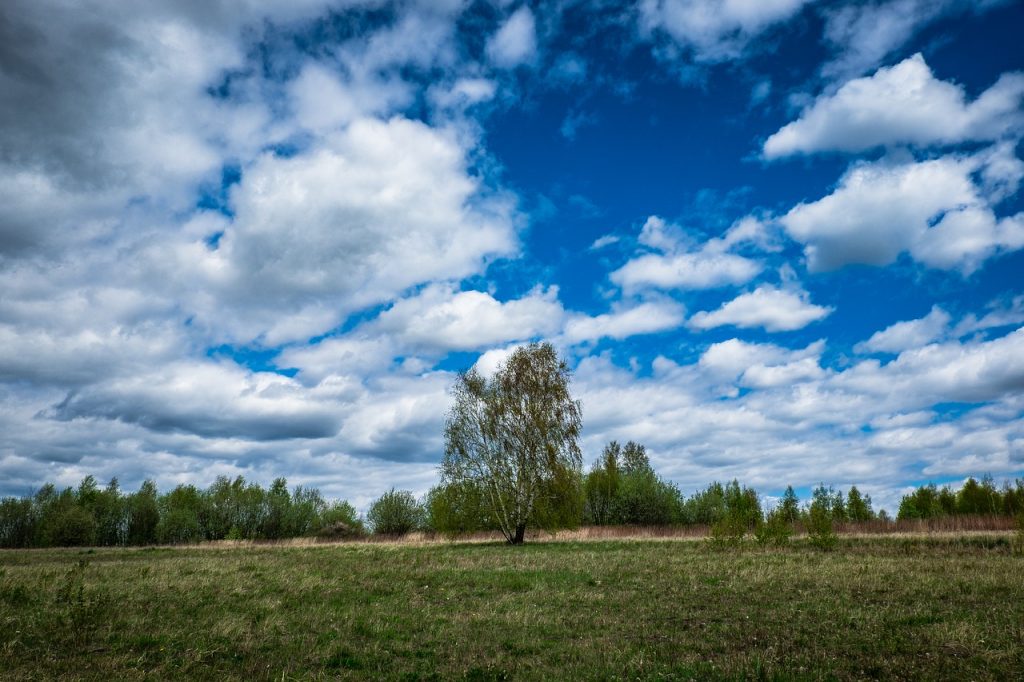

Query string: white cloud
[289,62,412,132]
[49,361,343,441]
[818,0,1009,81]
[612,252,762,291]
[589,234,620,250]
[953,295,1024,337]
[371,284,564,352]
[820,0,953,80]
[689,284,832,332]
[473,345,522,378]
[611,216,762,292]
[837,327,1024,405]
[779,148,1024,273]
[187,116,517,343]
[571,326,1024,509]
[429,78,498,111]
[486,6,537,68]
[764,54,1024,158]
[639,0,815,62]
[563,300,686,344]
[699,338,824,384]
[855,306,952,354]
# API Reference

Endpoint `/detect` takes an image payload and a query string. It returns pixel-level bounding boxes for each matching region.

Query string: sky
[1,0,1022,514]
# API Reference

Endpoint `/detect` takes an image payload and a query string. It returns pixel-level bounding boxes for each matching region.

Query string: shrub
[47,506,98,547]
[754,508,792,547]
[316,501,366,540]
[708,514,746,549]
[367,489,423,536]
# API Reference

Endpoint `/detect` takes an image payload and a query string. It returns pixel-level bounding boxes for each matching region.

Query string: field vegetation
[2,534,1022,680]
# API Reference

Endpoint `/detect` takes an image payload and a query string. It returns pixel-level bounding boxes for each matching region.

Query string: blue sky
[1,0,1022,513]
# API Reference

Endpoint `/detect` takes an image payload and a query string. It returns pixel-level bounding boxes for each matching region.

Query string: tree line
[0,475,363,548]
[3,343,1021,548]
[897,476,1024,520]
[2,464,1021,549]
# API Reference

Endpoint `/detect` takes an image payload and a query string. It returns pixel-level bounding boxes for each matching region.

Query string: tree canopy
[441,342,583,544]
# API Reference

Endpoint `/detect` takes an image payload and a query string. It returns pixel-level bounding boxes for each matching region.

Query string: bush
[613,471,683,526]
[47,506,98,547]
[708,514,746,549]
[316,501,366,540]
[754,508,792,547]
[367,489,423,536]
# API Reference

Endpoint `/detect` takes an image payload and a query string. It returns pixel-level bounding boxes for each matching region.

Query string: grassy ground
[1,534,1022,680]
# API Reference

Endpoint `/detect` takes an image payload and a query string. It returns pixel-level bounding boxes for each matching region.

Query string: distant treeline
[897,476,1024,520]
[0,476,363,549]
[425,441,880,536]
[3,443,1022,548]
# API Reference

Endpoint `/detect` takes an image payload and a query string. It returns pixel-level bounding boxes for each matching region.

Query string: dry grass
[93,516,1016,552]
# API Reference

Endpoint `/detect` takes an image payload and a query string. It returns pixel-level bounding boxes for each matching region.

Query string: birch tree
[441,342,583,544]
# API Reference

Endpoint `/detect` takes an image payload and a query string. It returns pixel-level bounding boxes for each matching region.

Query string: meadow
[1,533,1022,680]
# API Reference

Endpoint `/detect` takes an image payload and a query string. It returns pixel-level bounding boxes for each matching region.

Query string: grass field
[2,534,1023,680]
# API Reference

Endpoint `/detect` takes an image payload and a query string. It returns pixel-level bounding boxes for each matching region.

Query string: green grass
[1,535,1022,680]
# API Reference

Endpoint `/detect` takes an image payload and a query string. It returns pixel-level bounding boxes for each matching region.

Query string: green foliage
[55,559,109,645]
[3,538,1024,679]
[1014,512,1024,557]
[612,469,683,526]
[682,482,727,525]
[620,441,651,475]
[0,497,36,548]
[47,505,98,547]
[583,442,621,525]
[0,475,362,548]
[367,489,424,536]
[442,342,583,544]
[779,486,800,524]
[846,486,874,522]
[708,514,747,549]
[754,507,793,547]
[806,502,838,552]
[426,480,498,535]
[317,501,366,540]
[898,477,1023,520]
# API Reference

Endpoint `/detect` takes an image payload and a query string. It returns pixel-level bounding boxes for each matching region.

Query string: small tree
[754,506,792,547]
[367,489,423,536]
[779,485,800,524]
[846,486,874,523]
[806,493,837,551]
[442,342,583,544]
[584,442,621,525]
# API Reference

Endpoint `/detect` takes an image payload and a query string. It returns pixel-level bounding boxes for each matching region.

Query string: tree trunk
[510,523,526,545]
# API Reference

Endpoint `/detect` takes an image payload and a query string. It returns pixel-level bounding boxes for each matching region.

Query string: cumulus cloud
[855,306,952,354]
[779,147,1024,273]
[486,6,538,68]
[188,116,517,343]
[571,326,1024,508]
[689,284,832,332]
[639,0,815,62]
[371,284,565,352]
[611,216,763,292]
[765,54,1024,158]
[563,300,686,344]
[837,327,1024,405]
[288,62,412,133]
[48,361,342,441]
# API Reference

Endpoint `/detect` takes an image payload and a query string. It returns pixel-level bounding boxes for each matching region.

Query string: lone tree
[442,342,583,544]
